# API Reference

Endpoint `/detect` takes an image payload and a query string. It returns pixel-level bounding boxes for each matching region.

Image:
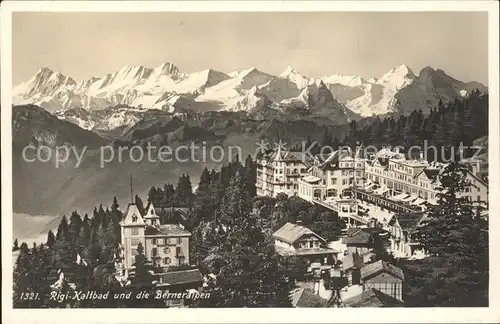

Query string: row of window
[151,246,182,256]
[130,238,183,246]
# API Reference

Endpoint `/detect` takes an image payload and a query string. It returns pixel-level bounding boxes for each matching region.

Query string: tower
[144,202,160,227]
[120,203,146,274]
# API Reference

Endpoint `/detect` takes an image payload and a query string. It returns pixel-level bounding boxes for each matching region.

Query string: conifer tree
[13,238,19,251]
[135,194,146,215]
[415,162,488,306]
[46,230,56,248]
[56,215,69,240]
[244,155,257,197]
[68,211,83,247]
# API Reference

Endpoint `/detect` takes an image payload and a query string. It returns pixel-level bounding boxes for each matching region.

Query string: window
[163,257,171,265]
[152,239,157,245]
[151,248,158,257]
[131,228,139,236]
[176,247,181,256]
[151,209,154,215]
[157,238,164,245]
[177,238,182,244]
[131,238,139,246]
[168,238,176,246]
[163,247,170,254]
[132,214,138,223]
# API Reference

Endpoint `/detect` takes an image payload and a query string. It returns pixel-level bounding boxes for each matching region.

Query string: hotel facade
[257,147,488,212]
[256,147,312,197]
[119,202,191,277]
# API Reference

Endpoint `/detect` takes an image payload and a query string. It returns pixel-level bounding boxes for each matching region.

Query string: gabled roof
[422,168,440,181]
[158,269,203,286]
[121,204,145,226]
[343,288,404,307]
[360,260,404,281]
[264,149,312,165]
[289,288,328,307]
[377,158,389,167]
[272,222,325,244]
[394,212,425,232]
[342,227,386,245]
[144,202,160,219]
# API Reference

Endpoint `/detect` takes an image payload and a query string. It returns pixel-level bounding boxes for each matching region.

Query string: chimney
[419,151,424,160]
[475,160,481,174]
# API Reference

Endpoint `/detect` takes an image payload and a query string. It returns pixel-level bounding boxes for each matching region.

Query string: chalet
[341,227,389,262]
[343,288,403,307]
[387,212,425,258]
[273,222,339,267]
[360,260,404,301]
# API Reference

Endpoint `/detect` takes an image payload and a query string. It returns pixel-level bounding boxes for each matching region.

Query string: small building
[289,288,329,307]
[343,288,403,307]
[273,222,339,267]
[360,260,404,301]
[155,269,204,307]
[341,227,388,262]
[387,212,425,258]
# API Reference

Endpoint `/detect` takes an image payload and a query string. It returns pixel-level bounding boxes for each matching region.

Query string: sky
[12,11,489,85]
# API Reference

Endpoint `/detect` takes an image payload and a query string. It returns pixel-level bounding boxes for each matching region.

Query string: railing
[352,188,422,213]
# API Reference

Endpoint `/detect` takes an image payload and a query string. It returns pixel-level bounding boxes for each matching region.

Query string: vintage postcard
[1,1,499,323]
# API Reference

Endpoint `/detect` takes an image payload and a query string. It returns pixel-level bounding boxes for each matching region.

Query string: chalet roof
[121,203,145,226]
[274,246,338,257]
[394,212,425,232]
[343,288,404,307]
[159,269,203,286]
[272,222,325,245]
[377,158,389,167]
[360,260,404,281]
[320,149,352,169]
[289,288,328,307]
[342,227,386,245]
[422,168,440,181]
[145,224,191,237]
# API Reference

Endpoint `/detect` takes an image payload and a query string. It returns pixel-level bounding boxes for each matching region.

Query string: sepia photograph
[1,1,499,323]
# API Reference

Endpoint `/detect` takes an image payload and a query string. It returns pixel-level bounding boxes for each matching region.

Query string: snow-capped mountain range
[13,62,487,130]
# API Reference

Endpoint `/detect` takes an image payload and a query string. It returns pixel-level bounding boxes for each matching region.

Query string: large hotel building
[256,147,488,216]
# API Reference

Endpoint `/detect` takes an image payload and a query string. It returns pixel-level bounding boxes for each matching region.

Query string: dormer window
[151,209,154,215]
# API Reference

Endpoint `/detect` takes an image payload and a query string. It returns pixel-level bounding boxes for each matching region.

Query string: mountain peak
[280,66,300,77]
[154,62,180,77]
[383,64,415,78]
[37,67,55,76]
[239,67,259,76]
[377,64,415,88]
